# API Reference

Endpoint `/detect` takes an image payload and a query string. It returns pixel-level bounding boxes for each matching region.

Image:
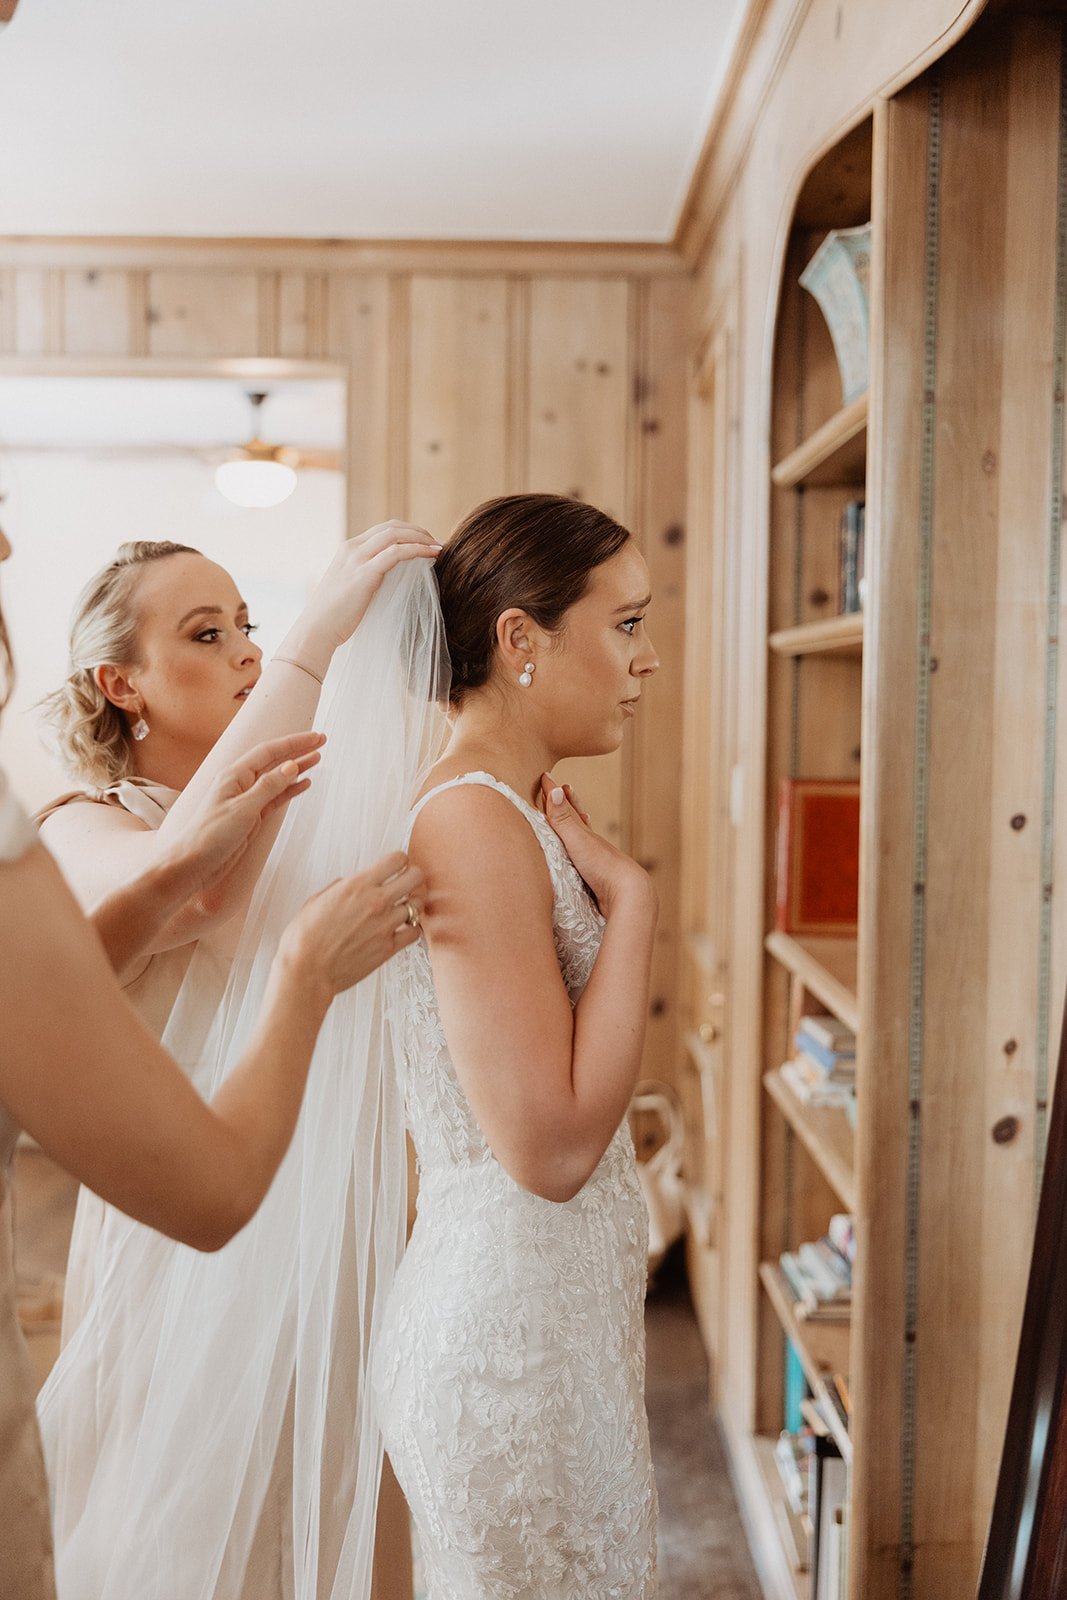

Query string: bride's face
[527,540,659,758]
[108,553,263,765]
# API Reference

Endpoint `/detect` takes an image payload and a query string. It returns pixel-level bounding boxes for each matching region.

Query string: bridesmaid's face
[106,553,262,774]
[524,541,659,759]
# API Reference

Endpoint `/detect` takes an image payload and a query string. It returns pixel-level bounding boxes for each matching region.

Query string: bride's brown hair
[435,493,631,708]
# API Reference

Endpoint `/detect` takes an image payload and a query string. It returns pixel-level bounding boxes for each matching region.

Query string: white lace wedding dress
[373,773,657,1599]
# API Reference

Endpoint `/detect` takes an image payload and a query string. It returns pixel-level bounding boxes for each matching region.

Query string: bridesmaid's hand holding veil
[278,520,442,680]
[540,774,657,917]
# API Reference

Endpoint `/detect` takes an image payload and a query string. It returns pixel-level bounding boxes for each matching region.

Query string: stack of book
[780,1215,854,1324]
[780,1014,856,1109]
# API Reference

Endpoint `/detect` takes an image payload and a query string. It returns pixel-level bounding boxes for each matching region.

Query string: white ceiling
[0,0,747,241]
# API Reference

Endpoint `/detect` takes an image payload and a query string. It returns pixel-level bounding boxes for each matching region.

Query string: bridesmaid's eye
[195,628,221,644]
[619,617,643,636]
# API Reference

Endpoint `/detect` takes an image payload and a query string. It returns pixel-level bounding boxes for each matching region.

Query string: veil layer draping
[38,562,449,1600]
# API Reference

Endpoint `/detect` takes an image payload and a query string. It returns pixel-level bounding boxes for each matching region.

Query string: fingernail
[281,760,299,777]
[550,787,565,806]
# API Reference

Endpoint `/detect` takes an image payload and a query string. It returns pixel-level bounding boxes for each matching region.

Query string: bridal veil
[38,562,449,1600]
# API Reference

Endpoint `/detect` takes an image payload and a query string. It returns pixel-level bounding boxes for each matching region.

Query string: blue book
[785,1339,807,1433]
[795,1028,856,1073]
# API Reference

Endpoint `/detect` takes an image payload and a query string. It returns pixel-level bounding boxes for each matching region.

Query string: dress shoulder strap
[404,770,552,851]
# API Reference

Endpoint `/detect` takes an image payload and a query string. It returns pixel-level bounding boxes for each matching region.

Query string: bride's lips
[620,696,640,717]
[234,680,259,701]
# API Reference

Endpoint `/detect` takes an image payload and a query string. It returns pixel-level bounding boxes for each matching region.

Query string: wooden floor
[13,1149,762,1600]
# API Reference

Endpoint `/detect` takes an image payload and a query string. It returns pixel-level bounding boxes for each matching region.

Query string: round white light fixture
[215,457,297,509]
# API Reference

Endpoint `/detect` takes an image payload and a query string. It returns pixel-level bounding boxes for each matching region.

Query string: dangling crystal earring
[518,662,535,688]
[131,714,150,742]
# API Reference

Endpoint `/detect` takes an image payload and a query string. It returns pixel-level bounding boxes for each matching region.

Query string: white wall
[0,451,344,810]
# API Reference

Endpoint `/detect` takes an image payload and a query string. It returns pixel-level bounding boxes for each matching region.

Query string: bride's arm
[410,785,657,1204]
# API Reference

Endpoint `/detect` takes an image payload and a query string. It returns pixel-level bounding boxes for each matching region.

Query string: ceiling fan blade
[276,445,344,473]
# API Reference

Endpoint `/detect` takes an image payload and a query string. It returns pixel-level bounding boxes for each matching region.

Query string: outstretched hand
[165,731,326,907]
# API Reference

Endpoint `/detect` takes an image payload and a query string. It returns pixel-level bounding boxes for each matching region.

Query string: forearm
[554,885,658,1191]
[90,854,191,978]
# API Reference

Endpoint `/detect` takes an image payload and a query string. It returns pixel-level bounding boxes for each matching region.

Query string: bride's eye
[619,617,643,635]
[195,628,222,644]
[242,622,259,637]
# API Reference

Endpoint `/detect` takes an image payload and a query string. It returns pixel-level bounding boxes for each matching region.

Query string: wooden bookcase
[684,18,1067,1597]
[753,117,873,1598]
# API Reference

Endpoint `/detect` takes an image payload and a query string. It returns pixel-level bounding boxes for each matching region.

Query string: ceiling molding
[0,235,690,278]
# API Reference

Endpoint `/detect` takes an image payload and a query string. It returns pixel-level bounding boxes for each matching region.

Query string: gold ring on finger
[404,900,421,930]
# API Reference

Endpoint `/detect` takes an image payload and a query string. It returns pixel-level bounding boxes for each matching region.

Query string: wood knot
[642,419,661,435]
[1010,814,1027,831]
[992,1116,1019,1145]
[1004,1039,1018,1057]
[809,587,831,607]
[663,523,684,547]
[981,450,997,475]
[650,997,667,1018]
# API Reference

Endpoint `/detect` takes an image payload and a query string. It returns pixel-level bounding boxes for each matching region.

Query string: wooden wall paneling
[257,272,280,357]
[277,272,310,358]
[629,275,689,1087]
[406,276,510,538]
[850,77,927,1600]
[974,15,1063,1544]
[505,278,531,492]
[146,271,260,356]
[682,288,743,1382]
[14,269,62,355]
[327,273,392,533]
[526,277,632,845]
[0,270,14,353]
[525,277,631,517]
[62,270,131,355]
[387,277,411,518]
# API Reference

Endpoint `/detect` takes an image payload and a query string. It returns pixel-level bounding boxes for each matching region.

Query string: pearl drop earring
[132,715,150,742]
[518,662,535,688]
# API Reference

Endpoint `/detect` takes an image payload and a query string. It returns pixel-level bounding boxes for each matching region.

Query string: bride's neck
[442,698,559,809]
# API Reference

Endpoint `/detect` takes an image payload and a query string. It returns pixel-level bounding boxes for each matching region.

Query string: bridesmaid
[0,524,427,1600]
[37,526,434,1600]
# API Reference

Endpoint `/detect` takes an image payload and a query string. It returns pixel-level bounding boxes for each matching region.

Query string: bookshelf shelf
[752,1435,809,1598]
[769,613,864,658]
[763,1068,857,1212]
[770,393,868,489]
[764,931,860,1034]
[760,1263,853,1465]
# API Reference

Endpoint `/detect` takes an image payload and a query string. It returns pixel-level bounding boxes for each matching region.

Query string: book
[781,1057,855,1108]
[775,779,861,936]
[838,500,866,615]
[828,1213,856,1266]
[795,1029,856,1076]
[779,1253,852,1323]
[798,1241,851,1301]
[800,1015,857,1055]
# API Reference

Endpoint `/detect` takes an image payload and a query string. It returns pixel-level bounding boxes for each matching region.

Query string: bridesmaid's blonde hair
[40,540,199,788]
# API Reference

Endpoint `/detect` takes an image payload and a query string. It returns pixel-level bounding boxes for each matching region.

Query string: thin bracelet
[273,655,325,686]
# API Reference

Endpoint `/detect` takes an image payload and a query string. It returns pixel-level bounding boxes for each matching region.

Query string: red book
[775,779,860,936]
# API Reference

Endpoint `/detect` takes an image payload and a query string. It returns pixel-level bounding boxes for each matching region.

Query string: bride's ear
[495,609,538,678]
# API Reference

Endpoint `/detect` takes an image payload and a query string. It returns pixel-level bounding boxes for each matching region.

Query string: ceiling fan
[214,390,342,508]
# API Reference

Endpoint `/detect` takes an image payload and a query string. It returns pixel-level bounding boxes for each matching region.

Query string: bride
[374,492,660,1595]
[43,492,660,1599]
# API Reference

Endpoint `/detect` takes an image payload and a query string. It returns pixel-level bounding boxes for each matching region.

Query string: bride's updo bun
[435,493,631,707]
[40,539,198,788]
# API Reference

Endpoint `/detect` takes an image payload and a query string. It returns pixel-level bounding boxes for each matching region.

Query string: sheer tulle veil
[38,561,449,1599]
